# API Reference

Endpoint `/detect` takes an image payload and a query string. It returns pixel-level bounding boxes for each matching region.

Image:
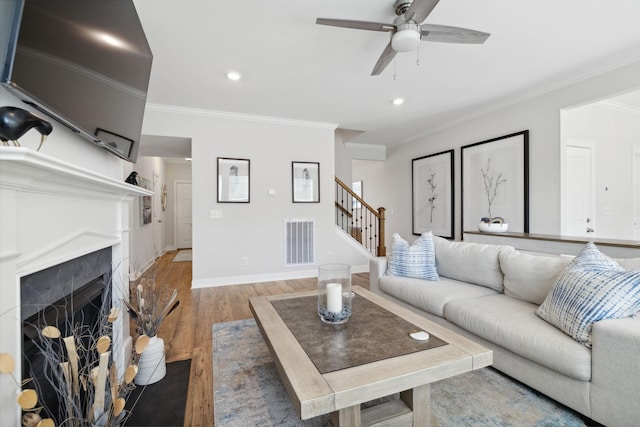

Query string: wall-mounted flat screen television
[0,0,153,162]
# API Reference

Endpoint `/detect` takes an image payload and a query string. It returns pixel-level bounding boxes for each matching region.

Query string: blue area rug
[213,319,588,427]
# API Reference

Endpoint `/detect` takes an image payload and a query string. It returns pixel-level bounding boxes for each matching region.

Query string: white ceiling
[133,0,640,154]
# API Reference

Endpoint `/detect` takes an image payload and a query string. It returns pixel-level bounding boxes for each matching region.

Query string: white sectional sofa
[369,235,640,427]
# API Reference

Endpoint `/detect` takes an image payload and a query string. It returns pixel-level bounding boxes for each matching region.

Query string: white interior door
[564,142,595,238]
[633,148,640,241]
[175,181,192,249]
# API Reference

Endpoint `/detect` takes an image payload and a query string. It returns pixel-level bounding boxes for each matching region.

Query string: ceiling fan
[316,0,490,76]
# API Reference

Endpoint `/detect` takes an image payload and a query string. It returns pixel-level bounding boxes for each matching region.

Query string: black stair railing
[335,177,386,256]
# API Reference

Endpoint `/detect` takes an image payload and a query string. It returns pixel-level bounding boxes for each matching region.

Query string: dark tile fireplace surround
[21,247,112,420]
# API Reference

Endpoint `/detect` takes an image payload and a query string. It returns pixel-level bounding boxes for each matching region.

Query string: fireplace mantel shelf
[0,147,152,198]
[1,148,138,425]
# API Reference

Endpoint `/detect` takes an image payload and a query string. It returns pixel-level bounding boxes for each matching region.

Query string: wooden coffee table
[249,286,492,426]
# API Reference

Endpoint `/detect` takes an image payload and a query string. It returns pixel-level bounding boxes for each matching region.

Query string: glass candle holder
[317,263,352,324]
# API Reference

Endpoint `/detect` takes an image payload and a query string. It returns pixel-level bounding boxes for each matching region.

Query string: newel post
[377,207,386,257]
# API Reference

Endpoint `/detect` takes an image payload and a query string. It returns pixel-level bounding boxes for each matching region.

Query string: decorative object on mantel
[125,171,139,186]
[1,300,150,426]
[478,216,509,233]
[0,106,53,151]
[317,264,352,324]
[461,130,529,236]
[125,278,179,385]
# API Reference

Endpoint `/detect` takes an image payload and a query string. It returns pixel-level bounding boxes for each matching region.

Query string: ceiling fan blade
[371,41,397,76]
[316,18,394,32]
[403,0,440,24]
[421,24,490,44]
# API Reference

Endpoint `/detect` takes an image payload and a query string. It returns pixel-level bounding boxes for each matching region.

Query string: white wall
[124,156,165,278]
[356,60,640,244]
[563,103,640,239]
[141,106,370,287]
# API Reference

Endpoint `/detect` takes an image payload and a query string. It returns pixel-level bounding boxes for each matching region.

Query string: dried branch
[481,158,507,218]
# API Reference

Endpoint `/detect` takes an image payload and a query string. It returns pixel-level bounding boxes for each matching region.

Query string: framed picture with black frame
[412,149,454,238]
[138,176,152,226]
[461,130,529,236]
[292,161,320,203]
[217,157,250,203]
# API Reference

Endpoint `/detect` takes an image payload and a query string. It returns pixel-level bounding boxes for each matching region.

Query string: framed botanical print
[461,130,529,235]
[412,149,454,238]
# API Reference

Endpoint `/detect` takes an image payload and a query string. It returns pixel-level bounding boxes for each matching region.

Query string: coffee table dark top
[270,294,447,374]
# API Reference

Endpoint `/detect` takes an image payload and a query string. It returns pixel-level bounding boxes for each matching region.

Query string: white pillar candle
[326,282,343,314]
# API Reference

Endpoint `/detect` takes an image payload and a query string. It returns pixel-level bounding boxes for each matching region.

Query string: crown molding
[399,53,640,145]
[146,103,338,130]
[594,100,640,117]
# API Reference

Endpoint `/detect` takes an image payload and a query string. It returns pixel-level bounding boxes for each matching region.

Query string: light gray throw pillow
[432,235,510,292]
[499,250,572,305]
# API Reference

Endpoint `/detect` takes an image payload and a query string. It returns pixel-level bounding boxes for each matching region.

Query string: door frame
[173,180,193,250]
[633,147,640,240]
[153,171,162,258]
[561,137,596,236]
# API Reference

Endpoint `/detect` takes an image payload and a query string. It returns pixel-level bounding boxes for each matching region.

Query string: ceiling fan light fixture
[391,23,420,52]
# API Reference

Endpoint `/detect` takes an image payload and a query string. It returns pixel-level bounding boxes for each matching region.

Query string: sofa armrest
[369,257,387,294]
[590,315,640,426]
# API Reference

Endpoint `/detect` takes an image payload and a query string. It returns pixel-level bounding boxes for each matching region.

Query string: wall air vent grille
[285,219,315,266]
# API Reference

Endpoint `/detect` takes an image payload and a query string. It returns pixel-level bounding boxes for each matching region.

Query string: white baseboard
[129,258,155,281]
[192,263,368,288]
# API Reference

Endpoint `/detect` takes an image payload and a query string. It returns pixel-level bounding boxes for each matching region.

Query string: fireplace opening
[20,247,112,422]
[22,277,108,420]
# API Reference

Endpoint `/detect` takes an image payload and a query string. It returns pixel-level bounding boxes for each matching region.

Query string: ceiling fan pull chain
[393,59,397,80]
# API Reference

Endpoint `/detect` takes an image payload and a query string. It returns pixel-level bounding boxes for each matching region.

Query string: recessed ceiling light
[392,98,405,106]
[226,71,242,81]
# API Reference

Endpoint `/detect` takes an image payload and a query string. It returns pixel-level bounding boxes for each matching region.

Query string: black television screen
[1,0,153,162]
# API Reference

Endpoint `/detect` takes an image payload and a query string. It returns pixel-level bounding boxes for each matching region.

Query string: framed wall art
[461,130,529,236]
[292,161,320,203]
[217,157,250,203]
[138,176,153,225]
[412,149,454,238]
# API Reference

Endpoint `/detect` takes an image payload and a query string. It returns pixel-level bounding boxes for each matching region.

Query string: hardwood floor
[135,251,370,426]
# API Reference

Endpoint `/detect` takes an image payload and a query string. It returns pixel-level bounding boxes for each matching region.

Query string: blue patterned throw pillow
[536,242,640,347]
[386,232,439,281]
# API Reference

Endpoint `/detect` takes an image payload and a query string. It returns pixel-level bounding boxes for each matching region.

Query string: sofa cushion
[445,294,592,381]
[537,242,640,348]
[616,257,640,270]
[433,235,510,292]
[386,232,438,281]
[499,250,572,305]
[379,275,497,317]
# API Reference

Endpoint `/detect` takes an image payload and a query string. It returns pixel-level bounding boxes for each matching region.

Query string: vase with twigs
[478,158,509,232]
[125,277,179,385]
[0,290,151,427]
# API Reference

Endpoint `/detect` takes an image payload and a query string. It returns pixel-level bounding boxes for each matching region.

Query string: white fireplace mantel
[0,147,151,426]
